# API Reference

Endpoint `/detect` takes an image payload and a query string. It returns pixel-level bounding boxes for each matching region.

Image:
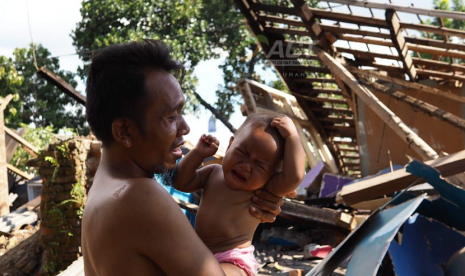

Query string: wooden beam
[400,22,465,40]
[337,35,393,47]
[407,43,465,60]
[292,78,338,84]
[0,95,13,216]
[281,199,356,230]
[309,6,388,29]
[336,47,400,61]
[257,14,305,27]
[37,66,86,105]
[325,0,465,21]
[264,26,309,37]
[338,150,465,206]
[314,46,439,160]
[416,68,465,82]
[306,96,348,105]
[412,57,465,73]
[347,67,465,104]
[386,9,417,80]
[290,0,334,52]
[361,79,465,132]
[405,36,465,53]
[6,164,32,181]
[320,24,391,39]
[5,127,39,158]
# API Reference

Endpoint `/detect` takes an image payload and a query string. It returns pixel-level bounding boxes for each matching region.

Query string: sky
[0,0,434,150]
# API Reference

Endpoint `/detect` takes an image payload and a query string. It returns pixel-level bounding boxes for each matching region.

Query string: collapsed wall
[36,137,99,275]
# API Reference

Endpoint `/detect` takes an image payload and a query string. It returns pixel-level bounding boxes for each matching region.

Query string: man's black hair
[86,39,184,146]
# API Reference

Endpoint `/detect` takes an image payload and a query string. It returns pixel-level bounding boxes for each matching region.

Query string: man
[82,40,288,276]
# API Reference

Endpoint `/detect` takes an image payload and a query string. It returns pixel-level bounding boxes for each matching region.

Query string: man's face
[131,70,190,175]
[222,125,281,191]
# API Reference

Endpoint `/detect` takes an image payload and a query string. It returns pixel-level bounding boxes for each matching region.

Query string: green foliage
[420,0,465,62]
[0,44,87,133]
[72,0,290,119]
[10,124,58,174]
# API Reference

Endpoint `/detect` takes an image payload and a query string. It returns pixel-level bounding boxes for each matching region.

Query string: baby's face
[222,126,281,191]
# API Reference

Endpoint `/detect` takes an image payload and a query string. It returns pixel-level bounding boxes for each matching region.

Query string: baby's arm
[265,116,305,197]
[172,134,220,193]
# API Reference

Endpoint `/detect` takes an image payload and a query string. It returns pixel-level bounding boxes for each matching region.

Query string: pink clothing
[214,245,260,276]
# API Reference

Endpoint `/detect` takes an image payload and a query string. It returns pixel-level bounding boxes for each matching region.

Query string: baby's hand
[195,134,220,158]
[271,116,298,139]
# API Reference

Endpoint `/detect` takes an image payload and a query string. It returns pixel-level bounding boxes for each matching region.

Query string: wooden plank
[361,79,465,132]
[348,67,465,104]
[338,150,465,206]
[412,57,465,73]
[5,127,39,158]
[400,22,465,40]
[264,26,309,37]
[306,97,348,105]
[405,36,465,52]
[310,6,388,29]
[319,117,355,124]
[407,43,465,60]
[281,199,356,230]
[336,47,400,61]
[321,24,391,39]
[6,164,32,181]
[283,65,331,74]
[325,0,465,21]
[311,106,353,115]
[0,95,13,216]
[37,67,86,105]
[338,35,393,47]
[386,9,417,80]
[314,46,439,160]
[257,14,305,27]
[416,68,465,82]
[292,78,337,84]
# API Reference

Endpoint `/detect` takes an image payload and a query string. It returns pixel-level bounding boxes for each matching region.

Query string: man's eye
[168,116,179,122]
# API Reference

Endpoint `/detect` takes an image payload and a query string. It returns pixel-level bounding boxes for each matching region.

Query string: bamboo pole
[314,46,439,160]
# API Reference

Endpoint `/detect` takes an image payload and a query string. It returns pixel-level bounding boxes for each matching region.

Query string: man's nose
[239,162,251,173]
[178,115,190,136]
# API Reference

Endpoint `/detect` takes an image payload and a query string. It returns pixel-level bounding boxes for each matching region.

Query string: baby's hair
[236,113,286,160]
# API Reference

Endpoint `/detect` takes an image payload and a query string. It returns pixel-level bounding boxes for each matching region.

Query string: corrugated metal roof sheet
[57,256,84,276]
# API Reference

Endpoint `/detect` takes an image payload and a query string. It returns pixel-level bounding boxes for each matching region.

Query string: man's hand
[195,134,219,158]
[271,116,298,139]
[249,189,296,223]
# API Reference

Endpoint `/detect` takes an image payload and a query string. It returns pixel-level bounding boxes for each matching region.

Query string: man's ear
[226,136,234,151]
[111,118,135,148]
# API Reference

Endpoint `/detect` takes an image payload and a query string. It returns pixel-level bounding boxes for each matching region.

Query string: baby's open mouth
[232,170,246,182]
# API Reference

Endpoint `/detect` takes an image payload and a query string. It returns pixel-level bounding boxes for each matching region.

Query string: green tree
[0,44,87,133]
[420,0,465,62]
[72,0,292,132]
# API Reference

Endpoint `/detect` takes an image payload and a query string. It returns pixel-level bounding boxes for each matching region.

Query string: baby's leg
[220,263,249,276]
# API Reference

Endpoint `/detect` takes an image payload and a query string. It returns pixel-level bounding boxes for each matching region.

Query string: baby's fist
[195,134,220,158]
[271,116,297,139]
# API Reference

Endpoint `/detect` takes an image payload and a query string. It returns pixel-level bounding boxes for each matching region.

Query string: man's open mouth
[171,141,185,154]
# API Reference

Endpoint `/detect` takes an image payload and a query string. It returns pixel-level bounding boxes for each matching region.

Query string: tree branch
[193,91,237,134]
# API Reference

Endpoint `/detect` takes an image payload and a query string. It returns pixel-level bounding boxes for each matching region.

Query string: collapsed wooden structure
[234,0,465,179]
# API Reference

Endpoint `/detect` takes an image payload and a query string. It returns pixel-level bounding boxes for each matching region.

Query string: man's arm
[119,179,226,276]
[265,116,306,197]
[172,134,219,192]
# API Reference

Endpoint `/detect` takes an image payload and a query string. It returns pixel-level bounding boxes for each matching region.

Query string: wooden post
[386,9,417,81]
[0,95,13,216]
[313,46,439,160]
